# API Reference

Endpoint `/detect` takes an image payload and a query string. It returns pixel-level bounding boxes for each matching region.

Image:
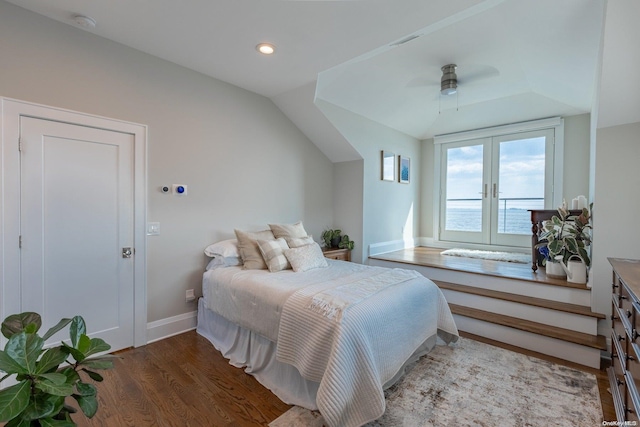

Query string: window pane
[445,145,483,232]
[497,137,545,235]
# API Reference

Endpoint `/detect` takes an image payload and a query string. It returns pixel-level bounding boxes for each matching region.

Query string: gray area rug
[441,248,530,264]
[269,337,602,427]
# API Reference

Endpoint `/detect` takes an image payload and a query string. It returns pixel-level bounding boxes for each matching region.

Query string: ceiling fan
[406,63,499,99]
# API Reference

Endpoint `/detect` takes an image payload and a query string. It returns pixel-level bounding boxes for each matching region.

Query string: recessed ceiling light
[256,43,276,55]
[73,14,96,29]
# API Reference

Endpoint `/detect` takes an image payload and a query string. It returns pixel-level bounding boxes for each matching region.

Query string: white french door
[439,129,555,248]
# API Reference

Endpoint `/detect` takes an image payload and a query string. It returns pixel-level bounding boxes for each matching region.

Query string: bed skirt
[196,298,439,411]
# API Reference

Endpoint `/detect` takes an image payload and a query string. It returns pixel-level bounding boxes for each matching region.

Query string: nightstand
[322,247,351,262]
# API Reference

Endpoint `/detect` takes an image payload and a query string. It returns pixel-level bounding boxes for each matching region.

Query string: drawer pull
[634,329,639,340]
[619,334,626,342]
[612,352,618,359]
[612,314,619,321]
[618,378,625,386]
[622,295,629,300]
[629,354,637,362]
[629,310,634,318]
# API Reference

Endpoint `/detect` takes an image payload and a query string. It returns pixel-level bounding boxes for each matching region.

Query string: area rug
[441,248,530,264]
[269,337,602,427]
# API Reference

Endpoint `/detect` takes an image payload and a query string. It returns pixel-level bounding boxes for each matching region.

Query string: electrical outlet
[185,289,195,302]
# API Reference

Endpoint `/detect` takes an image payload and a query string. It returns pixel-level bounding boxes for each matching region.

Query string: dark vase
[331,236,341,248]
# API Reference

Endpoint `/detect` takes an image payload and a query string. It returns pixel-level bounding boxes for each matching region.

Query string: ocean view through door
[440,129,554,248]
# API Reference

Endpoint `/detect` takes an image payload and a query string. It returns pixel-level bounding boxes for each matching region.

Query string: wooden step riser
[453,315,602,369]
[442,289,599,335]
[369,259,591,306]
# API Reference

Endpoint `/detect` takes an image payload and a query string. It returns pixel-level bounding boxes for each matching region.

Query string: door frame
[0,97,147,348]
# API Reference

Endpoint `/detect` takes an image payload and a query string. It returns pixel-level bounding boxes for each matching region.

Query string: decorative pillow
[257,238,291,272]
[204,239,239,258]
[286,235,314,248]
[269,221,308,239]
[284,242,328,273]
[204,256,242,271]
[235,229,275,270]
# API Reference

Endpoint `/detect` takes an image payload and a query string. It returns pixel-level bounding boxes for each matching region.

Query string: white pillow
[235,229,275,270]
[204,256,242,271]
[286,235,314,248]
[204,239,239,258]
[284,242,328,272]
[257,238,291,272]
[269,221,308,239]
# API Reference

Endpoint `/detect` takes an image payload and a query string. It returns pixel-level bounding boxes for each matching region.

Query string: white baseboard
[146,310,197,344]
[368,239,415,256]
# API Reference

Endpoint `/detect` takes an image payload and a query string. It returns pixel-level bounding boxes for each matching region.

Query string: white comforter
[203,261,458,427]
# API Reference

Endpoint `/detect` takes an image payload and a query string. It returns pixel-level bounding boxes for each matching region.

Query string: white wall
[316,100,421,262]
[591,122,640,317]
[0,2,333,325]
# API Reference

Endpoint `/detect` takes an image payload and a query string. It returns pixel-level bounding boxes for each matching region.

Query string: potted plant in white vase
[536,204,592,283]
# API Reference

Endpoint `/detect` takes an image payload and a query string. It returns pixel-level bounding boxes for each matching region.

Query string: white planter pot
[545,261,567,279]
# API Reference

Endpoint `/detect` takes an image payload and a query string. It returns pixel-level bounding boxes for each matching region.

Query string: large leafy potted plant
[537,204,592,281]
[0,312,116,426]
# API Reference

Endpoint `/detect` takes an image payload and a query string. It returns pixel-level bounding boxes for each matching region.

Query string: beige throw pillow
[234,229,275,270]
[257,238,291,272]
[269,221,308,239]
[286,235,314,248]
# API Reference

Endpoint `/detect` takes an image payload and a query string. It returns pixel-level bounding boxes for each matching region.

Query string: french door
[439,129,555,248]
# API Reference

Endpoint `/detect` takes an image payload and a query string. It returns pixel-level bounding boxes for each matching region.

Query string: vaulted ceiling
[5,0,619,162]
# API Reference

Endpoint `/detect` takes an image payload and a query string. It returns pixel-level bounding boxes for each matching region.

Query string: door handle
[122,247,133,258]
[493,183,497,198]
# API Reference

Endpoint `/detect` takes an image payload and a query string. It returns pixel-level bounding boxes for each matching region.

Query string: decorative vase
[545,260,567,279]
[331,236,341,248]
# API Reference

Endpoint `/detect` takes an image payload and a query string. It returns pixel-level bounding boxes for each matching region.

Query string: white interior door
[20,117,135,351]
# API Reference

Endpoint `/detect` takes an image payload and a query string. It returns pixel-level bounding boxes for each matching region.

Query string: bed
[196,227,458,427]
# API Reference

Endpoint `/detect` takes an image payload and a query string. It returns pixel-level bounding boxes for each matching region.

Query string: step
[369,259,592,306]
[437,281,605,318]
[453,314,603,368]
[441,289,599,335]
[449,304,607,350]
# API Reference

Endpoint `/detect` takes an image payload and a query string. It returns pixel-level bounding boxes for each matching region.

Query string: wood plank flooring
[63,330,614,426]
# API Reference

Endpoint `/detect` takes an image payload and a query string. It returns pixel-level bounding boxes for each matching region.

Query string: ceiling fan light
[440,64,458,96]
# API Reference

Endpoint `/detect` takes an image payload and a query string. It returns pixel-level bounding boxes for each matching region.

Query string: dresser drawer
[614,328,629,372]
[625,371,640,422]
[609,352,627,422]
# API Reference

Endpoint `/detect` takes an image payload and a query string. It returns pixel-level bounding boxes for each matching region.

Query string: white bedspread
[202,261,458,426]
[276,266,458,427]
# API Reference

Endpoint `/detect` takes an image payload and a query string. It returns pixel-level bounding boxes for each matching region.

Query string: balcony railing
[446,197,544,234]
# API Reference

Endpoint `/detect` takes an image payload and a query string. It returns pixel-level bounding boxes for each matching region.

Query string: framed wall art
[381,151,395,181]
[399,155,410,184]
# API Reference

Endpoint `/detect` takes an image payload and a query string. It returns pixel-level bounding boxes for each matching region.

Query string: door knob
[122,247,133,258]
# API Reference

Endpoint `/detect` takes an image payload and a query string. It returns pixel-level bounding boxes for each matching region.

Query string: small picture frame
[381,151,395,181]
[399,155,410,184]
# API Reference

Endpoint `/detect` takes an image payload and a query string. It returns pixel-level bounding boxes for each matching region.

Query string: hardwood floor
[66,330,614,426]
[73,331,290,426]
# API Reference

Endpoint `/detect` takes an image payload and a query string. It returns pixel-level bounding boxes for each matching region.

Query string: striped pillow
[257,238,291,272]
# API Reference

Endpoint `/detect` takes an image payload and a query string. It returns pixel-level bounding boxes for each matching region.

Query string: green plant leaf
[59,367,80,384]
[61,343,85,364]
[35,378,74,397]
[38,418,76,427]
[35,348,69,375]
[69,316,86,349]
[75,382,97,397]
[0,350,27,375]
[82,338,111,358]
[1,313,42,339]
[76,334,91,354]
[20,394,56,421]
[6,332,44,374]
[81,369,103,382]
[5,416,31,427]
[73,394,98,418]
[0,380,30,422]
[80,359,113,370]
[37,373,68,385]
[41,318,72,342]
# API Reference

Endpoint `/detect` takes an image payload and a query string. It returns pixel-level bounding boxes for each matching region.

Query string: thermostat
[173,184,188,196]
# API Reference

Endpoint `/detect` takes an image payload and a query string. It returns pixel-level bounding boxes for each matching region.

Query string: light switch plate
[147,222,160,236]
